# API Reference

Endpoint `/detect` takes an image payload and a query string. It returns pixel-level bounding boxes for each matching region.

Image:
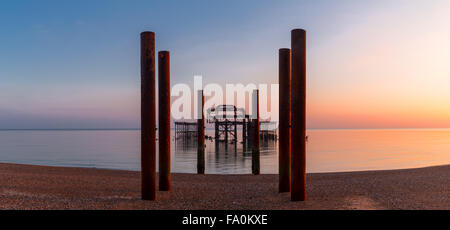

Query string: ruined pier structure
[140,28,306,202]
[174,104,277,143]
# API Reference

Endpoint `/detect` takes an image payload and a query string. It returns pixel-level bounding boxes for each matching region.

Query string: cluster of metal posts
[141,31,171,200]
[141,29,305,201]
[278,29,307,201]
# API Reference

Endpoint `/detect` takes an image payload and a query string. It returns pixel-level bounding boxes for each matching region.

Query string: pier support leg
[234,122,237,142]
[215,120,219,140]
[247,119,253,151]
[243,118,247,143]
[141,31,156,200]
[197,90,205,174]
[279,48,291,193]
[291,29,306,201]
[225,120,228,143]
[252,89,260,175]
[158,51,171,191]
[234,108,237,142]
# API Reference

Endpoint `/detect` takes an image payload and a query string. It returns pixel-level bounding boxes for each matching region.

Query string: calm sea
[0,129,449,174]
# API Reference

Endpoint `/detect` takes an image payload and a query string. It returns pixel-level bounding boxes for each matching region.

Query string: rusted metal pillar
[141,31,156,200]
[247,118,253,150]
[197,90,205,174]
[234,107,237,142]
[215,119,219,140]
[243,117,247,142]
[252,89,260,175]
[158,51,170,191]
[291,29,306,201]
[225,120,228,142]
[279,48,291,193]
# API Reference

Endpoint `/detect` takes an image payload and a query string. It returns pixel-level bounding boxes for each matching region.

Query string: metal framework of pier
[174,104,277,143]
[207,105,246,142]
[174,121,198,140]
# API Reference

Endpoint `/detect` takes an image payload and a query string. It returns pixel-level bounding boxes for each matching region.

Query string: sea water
[0,129,449,174]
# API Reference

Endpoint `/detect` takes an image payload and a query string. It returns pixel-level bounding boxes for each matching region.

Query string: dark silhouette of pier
[174,104,277,145]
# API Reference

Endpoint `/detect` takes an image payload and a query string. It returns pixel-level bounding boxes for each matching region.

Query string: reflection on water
[174,130,278,174]
[0,129,449,174]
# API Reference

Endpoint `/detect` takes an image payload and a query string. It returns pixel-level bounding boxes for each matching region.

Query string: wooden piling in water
[291,29,306,201]
[158,51,170,191]
[234,107,238,142]
[247,118,253,149]
[197,90,205,174]
[252,89,260,175]
[215,121,219,140]
[279,48,291,193]
[243,117,247,143]
[141,31,156,200]
[225,119,228,142]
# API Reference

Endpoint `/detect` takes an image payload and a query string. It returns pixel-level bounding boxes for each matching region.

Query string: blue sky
[1,0,449,129]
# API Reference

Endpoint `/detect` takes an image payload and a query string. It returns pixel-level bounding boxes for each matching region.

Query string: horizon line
[2,127,450,131]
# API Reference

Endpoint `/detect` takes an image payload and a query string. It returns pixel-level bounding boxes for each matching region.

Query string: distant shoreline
[0,162,448,210]
[0,160,449,175]
[0,128,141,131]
[0,161,448,175]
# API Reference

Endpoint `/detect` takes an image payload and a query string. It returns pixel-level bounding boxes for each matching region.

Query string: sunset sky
[1,0,450,129]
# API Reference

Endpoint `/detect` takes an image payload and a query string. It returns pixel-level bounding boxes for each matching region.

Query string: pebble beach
[0,163,448,210]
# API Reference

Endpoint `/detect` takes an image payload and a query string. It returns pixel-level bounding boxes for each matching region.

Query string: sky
[1,0,450,129]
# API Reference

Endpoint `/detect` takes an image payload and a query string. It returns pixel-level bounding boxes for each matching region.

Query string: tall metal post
[291,29,307,201]
[234,107,237,142]
[279,48,291,193]
[158,51,171,191]
[243,117,247,143]
[197,90,205,174]
[141,31,156,200]
[215,119,219,140]
[252,89,260,175]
